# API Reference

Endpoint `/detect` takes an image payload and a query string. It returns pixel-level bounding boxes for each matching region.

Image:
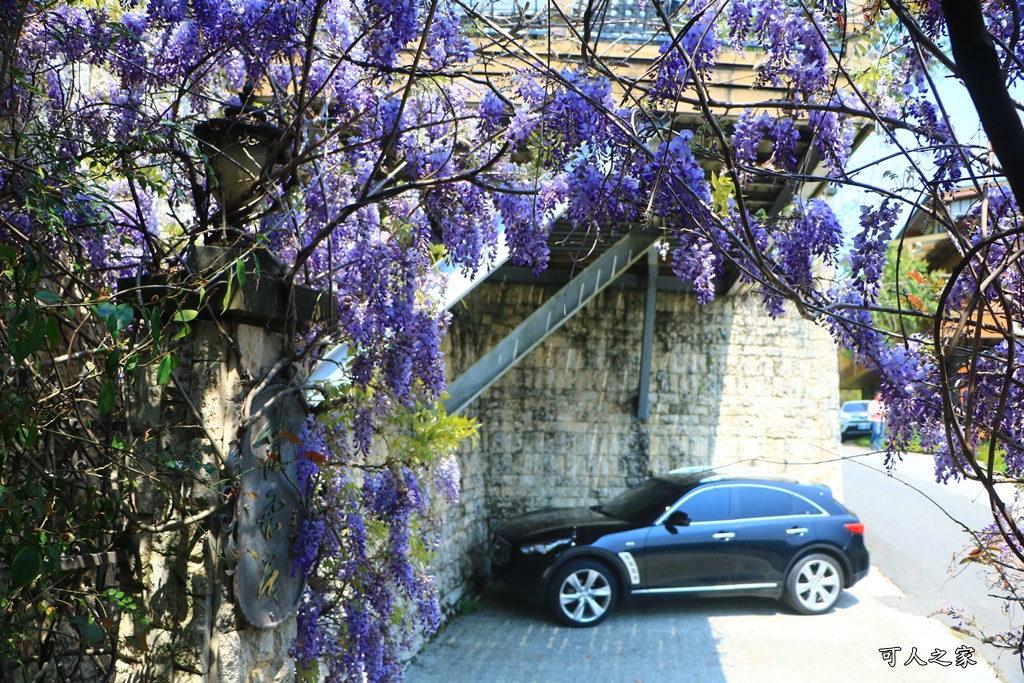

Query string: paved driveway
[406,570,1002,683]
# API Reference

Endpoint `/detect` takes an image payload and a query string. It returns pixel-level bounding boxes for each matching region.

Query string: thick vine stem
[939,0,1024,205]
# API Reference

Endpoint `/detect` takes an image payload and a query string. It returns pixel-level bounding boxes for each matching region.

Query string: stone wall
[431,279,840,611]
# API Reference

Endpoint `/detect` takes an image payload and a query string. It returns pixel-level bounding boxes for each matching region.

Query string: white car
[839,401,872,441]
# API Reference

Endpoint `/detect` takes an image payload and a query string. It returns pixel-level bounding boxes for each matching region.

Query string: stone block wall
[431,278,840,610]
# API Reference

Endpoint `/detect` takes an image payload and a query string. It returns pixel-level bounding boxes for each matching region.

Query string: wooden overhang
[461,28,870,289]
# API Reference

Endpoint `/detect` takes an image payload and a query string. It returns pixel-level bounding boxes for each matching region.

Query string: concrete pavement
[405,567,1004,682]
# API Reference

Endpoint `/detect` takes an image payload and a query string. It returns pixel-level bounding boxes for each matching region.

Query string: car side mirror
[665,510,690,530]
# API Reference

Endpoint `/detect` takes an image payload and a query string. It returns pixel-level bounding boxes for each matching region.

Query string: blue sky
[831,74,992,235]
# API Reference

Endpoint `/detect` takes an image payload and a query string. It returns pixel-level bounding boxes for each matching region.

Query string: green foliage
[710,170,735,214]
[0,108,216,673]
[871,240,945,337]
[975,443,1008,474]
[393,403,479,468]
[9,547,42,589]
[456,595,482,616]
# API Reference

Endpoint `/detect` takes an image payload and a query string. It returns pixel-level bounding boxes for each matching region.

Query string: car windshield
[841,401,870,413]
[600,477,688,524]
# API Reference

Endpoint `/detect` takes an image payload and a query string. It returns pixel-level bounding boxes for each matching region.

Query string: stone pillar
[122,320,298,683]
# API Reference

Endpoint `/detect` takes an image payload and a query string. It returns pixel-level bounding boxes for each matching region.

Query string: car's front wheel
[548,559,617,627]
[784,553,844,615]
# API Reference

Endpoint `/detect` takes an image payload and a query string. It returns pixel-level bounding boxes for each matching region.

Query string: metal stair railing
[443,227,661,414]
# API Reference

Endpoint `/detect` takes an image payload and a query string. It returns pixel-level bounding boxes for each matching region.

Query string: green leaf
[253,420,274,445]
[34,290,62,304]
[112,304,134,332]
[157,352,178,385]
[45,315,60,348]
[104,351,122,376]
[710,170,735,214]
[235,257,247,287]
[171,309,198,323]
[81,620,104,645]
[96,301,117,320]
[98,381,116,415]
[46,544,63,564]
[10,547,42,588]
[96,303,134,333]
[221,277,234,313]
[27,317,46,355]
[9,339,25,365]
[148,306,162,341]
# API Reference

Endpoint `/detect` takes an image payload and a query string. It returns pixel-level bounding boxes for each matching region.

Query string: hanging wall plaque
[233,384,308,628]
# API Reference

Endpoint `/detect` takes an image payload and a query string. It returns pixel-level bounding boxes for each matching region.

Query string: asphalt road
[841,444,1024,683]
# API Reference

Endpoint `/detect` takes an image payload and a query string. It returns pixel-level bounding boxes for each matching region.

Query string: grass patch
[975,443,1007,474]
[456,595,483,617]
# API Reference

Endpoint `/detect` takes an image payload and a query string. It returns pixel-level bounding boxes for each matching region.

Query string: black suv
[491,469,869,626]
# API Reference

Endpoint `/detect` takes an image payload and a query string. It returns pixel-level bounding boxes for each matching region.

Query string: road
[842,444,1024,683]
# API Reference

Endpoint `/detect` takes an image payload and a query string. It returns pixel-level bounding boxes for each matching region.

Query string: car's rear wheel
[785,553,844,615]
[548,559,617,627]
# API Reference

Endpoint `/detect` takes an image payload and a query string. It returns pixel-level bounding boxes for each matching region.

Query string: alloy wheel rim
[559,569,612,623]
[795,560,840,611]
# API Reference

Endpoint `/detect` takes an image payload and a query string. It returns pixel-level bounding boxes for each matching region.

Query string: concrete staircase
[442,228,660,414]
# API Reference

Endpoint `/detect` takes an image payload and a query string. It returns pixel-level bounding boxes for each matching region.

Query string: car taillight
[844,522,864,535]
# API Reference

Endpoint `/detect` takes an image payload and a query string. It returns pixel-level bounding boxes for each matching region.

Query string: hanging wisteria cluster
[6,0,1024,677]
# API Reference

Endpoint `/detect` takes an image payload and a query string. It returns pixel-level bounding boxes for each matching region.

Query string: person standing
[868,391,886,450]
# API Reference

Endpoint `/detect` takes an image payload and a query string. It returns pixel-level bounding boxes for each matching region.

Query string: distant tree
[5,0,1024,679]
[868,241,944,338]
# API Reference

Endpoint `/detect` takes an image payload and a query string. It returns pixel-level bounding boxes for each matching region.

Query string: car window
[677,486,732,523]
[601,478,687,523]
[841,401,870,413]
[737,486,821,518]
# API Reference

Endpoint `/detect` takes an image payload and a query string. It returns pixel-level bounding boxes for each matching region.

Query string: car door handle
[712,532,735,541]
[786,527,809,535]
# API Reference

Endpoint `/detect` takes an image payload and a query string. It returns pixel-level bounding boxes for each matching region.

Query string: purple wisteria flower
[849,201,900,302]
[772,199,844,289]
[434,454,460,505]
[650,17,719,101]
[732,112,800,173]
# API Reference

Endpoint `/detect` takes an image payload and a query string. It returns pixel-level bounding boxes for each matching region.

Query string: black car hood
[497,506,633,544]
